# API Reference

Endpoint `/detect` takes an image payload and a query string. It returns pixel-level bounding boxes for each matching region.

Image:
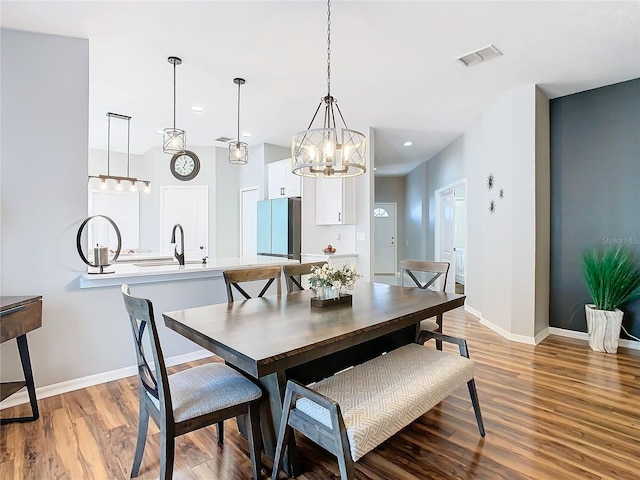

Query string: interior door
[438,188,455,293]
[373,203,397,274]
[160,186,208,260]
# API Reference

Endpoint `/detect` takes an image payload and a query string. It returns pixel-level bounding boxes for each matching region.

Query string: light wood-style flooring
[1,308,639,479]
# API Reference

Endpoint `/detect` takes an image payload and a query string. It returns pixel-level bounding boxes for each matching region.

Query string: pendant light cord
[237,81,241,143]
[327,0,331,98]
[173,62,177,129]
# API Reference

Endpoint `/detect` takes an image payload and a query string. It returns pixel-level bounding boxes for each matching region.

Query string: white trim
[464,304,482,319]
[0,349,213,409]
[549,327,640,351]
[239,185,260,258]
[534,327,550,344]
[434,179,466,294]
[478,318,539,345]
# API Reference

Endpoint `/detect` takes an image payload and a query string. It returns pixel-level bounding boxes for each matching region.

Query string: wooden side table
[0,295,42,424]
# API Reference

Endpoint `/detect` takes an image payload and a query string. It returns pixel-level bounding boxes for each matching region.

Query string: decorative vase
[585,304,623,353]
[314,286,338,300]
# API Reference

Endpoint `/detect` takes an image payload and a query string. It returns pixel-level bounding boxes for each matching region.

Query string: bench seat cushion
[295,343,474,461]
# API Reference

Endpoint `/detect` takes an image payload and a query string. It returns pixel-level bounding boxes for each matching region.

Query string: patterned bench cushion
[295,343,474,461]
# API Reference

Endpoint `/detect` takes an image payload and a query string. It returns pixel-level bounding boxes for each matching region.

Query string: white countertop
[79,256,299,289]
[302,253,358,259]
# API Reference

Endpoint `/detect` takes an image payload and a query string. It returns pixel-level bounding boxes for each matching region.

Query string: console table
[0,295,42,424]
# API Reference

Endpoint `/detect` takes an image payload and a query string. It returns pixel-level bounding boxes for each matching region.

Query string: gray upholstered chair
[400,260,450,349]
[222,265,282,302]
[282,261,328,293]
[121,284,263,480]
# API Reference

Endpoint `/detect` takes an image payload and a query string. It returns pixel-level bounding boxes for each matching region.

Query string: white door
[160,186,208,260]
[438,188,456,293]
[373,203,397,274]
[241,187,259,258]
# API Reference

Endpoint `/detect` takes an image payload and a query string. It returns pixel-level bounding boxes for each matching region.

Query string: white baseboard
[0,349,213,409]
[548,327,640,351]
[464,304,482,319]
[478,318,540,345]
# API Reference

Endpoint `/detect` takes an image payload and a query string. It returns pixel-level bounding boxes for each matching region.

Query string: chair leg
[247,401,262,480]
[159,428,176,480]
[435,314,443,351]
[131,400,149,477]
[271,387,296,480]
[216,421,224,446]
[467,379,486,437]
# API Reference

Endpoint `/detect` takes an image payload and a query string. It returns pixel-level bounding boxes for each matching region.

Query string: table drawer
[1,299,42,343]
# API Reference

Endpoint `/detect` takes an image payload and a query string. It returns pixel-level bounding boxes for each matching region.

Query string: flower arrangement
[308,263,362,297]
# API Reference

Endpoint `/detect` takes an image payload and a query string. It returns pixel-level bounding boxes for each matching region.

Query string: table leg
[259,371,300,477]
[1,334,39,424]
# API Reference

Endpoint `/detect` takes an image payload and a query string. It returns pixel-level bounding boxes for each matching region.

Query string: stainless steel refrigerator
[257,197,301,260]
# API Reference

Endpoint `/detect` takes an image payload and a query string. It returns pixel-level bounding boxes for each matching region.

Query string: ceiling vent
[215,136,233,143]
[456,44,503,68]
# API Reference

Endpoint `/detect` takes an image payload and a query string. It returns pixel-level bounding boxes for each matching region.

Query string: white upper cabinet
[267,158,301,199]
[315,177,356,225]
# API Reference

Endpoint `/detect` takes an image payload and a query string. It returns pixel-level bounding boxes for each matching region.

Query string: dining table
[162,281,465,475]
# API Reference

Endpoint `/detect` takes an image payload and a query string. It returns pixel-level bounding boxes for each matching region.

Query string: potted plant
[582,246,640,353]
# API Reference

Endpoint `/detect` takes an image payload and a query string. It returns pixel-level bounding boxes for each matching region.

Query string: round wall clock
[170,150,200,181]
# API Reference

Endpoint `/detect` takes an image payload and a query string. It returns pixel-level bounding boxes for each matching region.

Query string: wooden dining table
[163,281,465,475]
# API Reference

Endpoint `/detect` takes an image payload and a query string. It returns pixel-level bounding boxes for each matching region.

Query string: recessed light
[155,129,164,135]
[373,167,377,171]
[190,105,205,112]
[404,141,413,147]
[241,132,252,137]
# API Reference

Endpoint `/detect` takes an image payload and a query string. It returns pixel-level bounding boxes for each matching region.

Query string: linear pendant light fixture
[88,112,151,193]
[291,0,366,178]
[163,56,186,154]
[229,77,248,164]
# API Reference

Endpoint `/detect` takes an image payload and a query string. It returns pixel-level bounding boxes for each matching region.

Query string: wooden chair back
[223,265,282,302]
[121,284,173,421]
[400,260,450,292]
[283,261,328,293]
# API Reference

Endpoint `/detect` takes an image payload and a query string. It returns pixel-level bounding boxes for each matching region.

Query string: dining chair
[400,259,450,350]
[282,261,328,293]
[223,265,282,302]
[121,284,263,480]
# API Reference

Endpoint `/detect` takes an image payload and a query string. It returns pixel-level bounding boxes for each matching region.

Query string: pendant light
[291,0,366,178]
[88,112,151,193]
[229,77,248,164]
[163,56,186,154]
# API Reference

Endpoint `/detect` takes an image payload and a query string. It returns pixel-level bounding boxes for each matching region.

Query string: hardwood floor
[1,307,639,479]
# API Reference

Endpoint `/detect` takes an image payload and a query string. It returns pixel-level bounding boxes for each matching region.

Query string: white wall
[0,30,228,392]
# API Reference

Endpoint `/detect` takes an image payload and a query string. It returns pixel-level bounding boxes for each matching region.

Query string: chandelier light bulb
[144,182,151,194]
[129,181,137,192]
[100,178,107,190]
[115,180,123,191]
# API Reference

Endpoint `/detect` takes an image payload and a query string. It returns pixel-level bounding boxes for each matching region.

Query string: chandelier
[229,77,248,164]
[88,112,150,193]
[291,0,366,178]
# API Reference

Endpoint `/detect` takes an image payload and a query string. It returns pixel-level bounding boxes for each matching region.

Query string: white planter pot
[585,305,623,353]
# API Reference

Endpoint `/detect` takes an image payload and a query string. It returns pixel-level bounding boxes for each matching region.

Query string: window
[373,208,389,218]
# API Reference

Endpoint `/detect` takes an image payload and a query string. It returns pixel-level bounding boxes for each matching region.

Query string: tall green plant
[582,246,640,311]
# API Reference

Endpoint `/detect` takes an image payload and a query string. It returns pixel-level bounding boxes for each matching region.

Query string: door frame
[240,186,260,258]
[373,202,398,275]
[434,179,466,293]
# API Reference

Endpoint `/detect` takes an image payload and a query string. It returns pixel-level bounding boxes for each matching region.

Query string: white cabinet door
[268,162,285,199]
[268,159,301,199]
[315,177,355,225]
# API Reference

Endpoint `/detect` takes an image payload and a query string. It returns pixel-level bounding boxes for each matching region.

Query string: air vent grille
[215,136,233,143]
[456,44,503,67]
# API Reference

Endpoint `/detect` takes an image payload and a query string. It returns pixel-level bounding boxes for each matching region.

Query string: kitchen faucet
[170,223,185,266]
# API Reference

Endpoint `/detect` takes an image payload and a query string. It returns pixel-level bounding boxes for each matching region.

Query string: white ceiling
[2,1,639,175]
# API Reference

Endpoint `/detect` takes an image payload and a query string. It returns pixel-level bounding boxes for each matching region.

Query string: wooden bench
[271,333,485,480]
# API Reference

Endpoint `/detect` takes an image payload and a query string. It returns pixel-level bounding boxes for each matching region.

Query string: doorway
[373,202,397,276]
[435,181,466,294]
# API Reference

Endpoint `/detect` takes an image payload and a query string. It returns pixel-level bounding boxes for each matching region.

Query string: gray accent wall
[550,78,640,338]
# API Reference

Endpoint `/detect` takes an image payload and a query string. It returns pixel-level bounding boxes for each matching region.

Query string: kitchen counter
[79,256,299,289]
